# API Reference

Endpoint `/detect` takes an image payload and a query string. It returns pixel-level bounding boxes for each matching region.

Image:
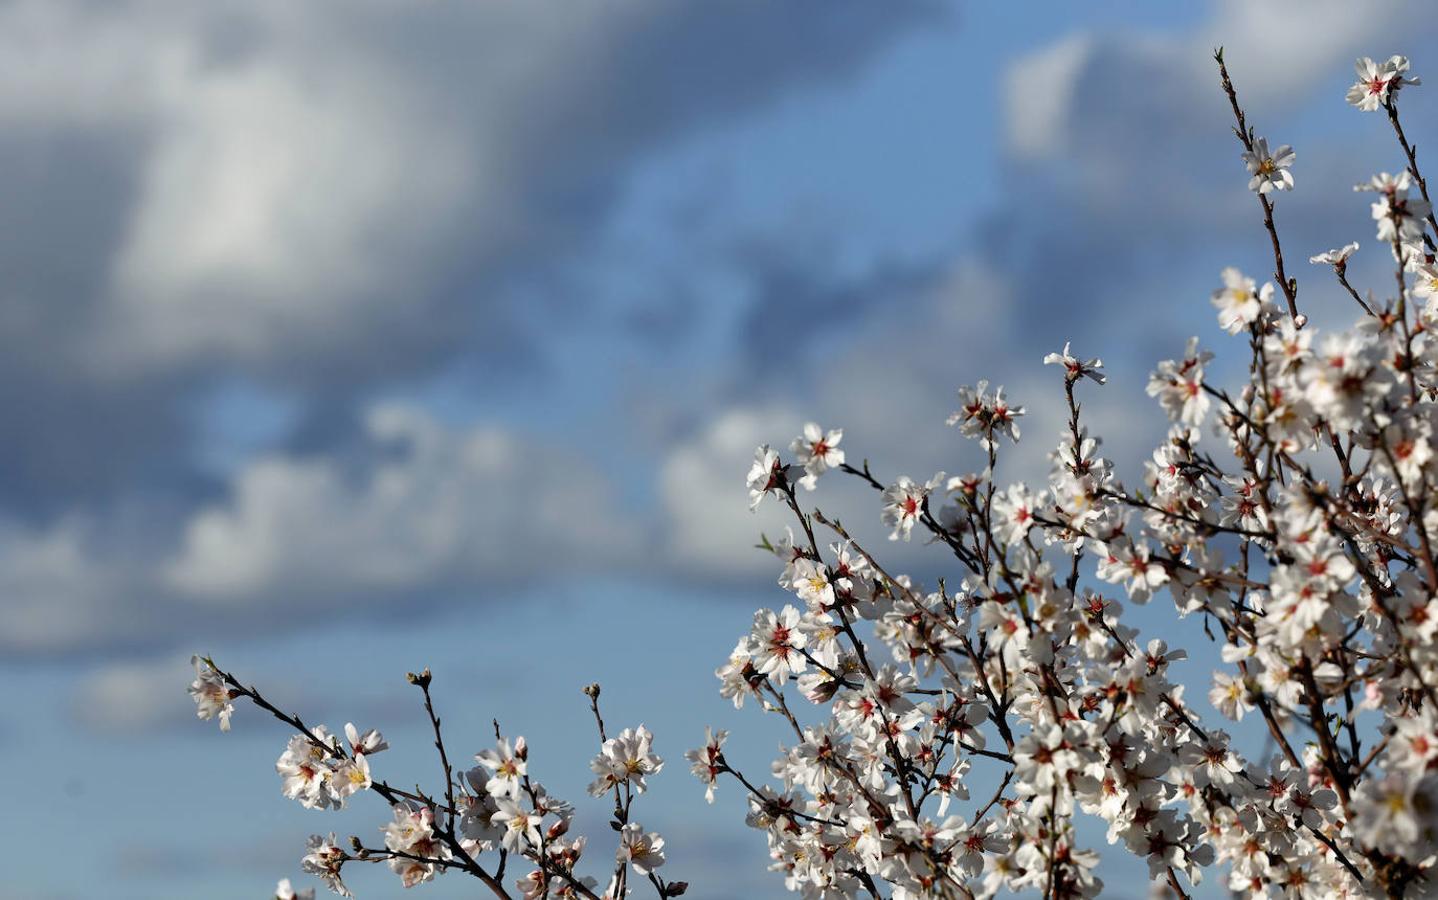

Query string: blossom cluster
[190,51,1438,900]
[696,53,1438,899]
[188,661,683,899]
[274,722,387,811]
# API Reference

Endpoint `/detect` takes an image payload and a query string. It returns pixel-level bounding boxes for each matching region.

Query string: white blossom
[301,833,351,898]
[188,655,234,731]
[791,423,845,490]
[1241,138,1294,194]
[1347,55,1420,111]
[1210,267,1271,334]
[617,822,667,875]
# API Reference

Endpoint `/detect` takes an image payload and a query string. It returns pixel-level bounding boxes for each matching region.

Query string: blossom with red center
[790,422,845,491]
[948,380,1026,448]
[1044,341,1107,385]
[750,604,808,684]
[747,444,787,510]
[880,473,944,541]
[1347,55,1420,111]
[684,727,728,803]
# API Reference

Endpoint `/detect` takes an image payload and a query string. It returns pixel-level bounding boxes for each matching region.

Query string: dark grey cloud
[732,236,941,373]
[0,126,206,515]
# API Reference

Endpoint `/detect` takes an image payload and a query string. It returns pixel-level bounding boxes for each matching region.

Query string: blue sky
[3,1,1437,897]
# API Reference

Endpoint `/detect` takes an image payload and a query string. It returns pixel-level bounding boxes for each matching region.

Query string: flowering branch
[1215,47,1303,327]
[190,48,1438,900]
[188,656,681,898]
[697,51,1438,899]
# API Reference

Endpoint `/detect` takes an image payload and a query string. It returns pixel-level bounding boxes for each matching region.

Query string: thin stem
[1215,48,1302,325]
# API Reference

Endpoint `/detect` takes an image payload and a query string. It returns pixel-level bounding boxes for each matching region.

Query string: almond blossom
[188,661,685,899]
[1347,55,1420,111]
[747,444,786,510]
[188,655,234,731]
[300,834,350,898]
[1241,137,1295,194]
[684,727,727,803]
[880,474,944,541]
[1210,266,1272,334]
[791,422,845,490]
[587,725,663,797]
[475,737,527,799]
[617,823,667,875]
[1310,241,1359,268]
[948,380,1024,448]
[1043,341,1106,384]
[681,49,1438,900]
[192,49,1438,900]
[751,605,807,684]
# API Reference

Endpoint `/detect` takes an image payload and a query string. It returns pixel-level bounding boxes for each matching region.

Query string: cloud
[0,0,936,509]
[0,405,638,654]
[968,0,1438,375]
[659,406,806,576]
[0,517,145,652]
[13,0,1435,656]
[69,656,195,735]
[1007,0,1430,169]
[1005,34,1091,161]
[103,42,474,374]
[0,0,939,382]
[166,404,641,603]
[731,236,942,374]
[0,0,938,654]
[638,0,1438,594]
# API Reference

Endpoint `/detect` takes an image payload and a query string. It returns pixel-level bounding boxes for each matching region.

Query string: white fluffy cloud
[105,48,474,369]
[167,404,641,603]
[0,405,638,653]
[0,0,932,654]
[1005,0,1432,165]
[0,0,582,373]
[0,0,931,379]
[0,519,136,651]
[1005,34,1091,161]
[659,406,805,576]
[69,657,195,734]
